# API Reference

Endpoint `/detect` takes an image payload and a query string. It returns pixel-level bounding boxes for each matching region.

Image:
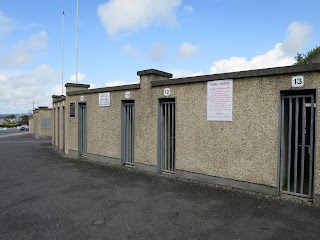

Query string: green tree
[295,46,320,65]
[19,115,29,125]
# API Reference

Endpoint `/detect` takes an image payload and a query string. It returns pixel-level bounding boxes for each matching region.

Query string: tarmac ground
[1,133,320,239]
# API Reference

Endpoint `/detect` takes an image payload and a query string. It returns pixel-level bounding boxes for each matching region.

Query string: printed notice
[41,118,51,129]
[207,79,233,121]
[99,92,110,107]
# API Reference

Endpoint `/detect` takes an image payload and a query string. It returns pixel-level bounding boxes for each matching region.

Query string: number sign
[292,76,304,87]
[164,88,170,96]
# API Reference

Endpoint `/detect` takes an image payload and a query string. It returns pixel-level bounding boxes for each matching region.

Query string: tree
[19,115,29,125]
[295,46,320,65]
[8,114,16,119]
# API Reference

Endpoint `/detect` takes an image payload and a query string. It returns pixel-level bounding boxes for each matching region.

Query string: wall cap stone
[137,69,172,78]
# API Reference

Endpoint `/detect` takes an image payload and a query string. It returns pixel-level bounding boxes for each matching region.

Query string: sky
[0,0,319,114]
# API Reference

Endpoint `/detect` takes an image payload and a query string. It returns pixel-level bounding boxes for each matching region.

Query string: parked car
[20,124,29,131]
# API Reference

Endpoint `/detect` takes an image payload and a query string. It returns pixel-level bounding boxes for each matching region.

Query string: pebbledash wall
[29,106,52,138]
[52,63,320,204]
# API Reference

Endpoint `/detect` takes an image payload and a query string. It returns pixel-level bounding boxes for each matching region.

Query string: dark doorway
[280,90,316,199]
[158,99,176,173]
[78,103,87,156]
[121,100,135,166]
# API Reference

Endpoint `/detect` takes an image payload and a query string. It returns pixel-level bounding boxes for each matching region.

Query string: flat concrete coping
[52,95,66,103]
[137,69,173,78]
[152,63,320,87]
[66,84,140,96]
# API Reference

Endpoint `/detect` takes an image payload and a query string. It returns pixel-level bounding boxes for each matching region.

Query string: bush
[0,123,18,128]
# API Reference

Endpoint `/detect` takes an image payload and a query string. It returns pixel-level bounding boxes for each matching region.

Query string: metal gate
[158,99,176,173]
[57,107,60,149]
[280,93,316,198]
[78,103,87,156]
[62,106,65,152]
[53,108,56,146]
[121,101,135,165]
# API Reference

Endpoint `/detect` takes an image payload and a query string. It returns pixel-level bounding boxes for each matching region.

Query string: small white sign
[164,88,170,97]
[125,92,131,99]
[99,92,110,107]
[292,76,304,87]
[80,96,84,102]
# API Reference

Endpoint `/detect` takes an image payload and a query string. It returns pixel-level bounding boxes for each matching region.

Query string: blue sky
[0,0,319,113]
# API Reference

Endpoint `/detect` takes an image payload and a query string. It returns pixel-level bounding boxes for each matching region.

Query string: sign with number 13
[291,76,304,87]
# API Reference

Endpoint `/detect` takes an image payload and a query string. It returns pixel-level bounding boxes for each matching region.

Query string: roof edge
[151,63,320,87]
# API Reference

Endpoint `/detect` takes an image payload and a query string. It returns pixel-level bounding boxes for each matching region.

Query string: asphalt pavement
[1,133,320,240]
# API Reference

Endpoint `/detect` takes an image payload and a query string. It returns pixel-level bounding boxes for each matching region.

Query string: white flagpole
[76,0,79,84]
[62,11,65,95]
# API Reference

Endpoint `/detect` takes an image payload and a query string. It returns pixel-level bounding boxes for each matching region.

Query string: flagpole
[62,11,65,95]
[76,0,79,84]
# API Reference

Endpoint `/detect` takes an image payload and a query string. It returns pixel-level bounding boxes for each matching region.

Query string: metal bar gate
[62,106,65,152]
[159,99,176,173]
[53,108,56,146]
[78,103,87,156]
[57,107,60,149]
[280,94,315,198]
[122,101,135,165]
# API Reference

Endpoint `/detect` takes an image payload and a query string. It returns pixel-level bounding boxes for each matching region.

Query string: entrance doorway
[62,106,65,152]
[121,100,135,166]
[280,90,316,199]
[158,99,176,173]
[78,103,87,156]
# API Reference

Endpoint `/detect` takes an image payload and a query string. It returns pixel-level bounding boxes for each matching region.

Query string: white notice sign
[99,92,110,107]
[207,79,233,121]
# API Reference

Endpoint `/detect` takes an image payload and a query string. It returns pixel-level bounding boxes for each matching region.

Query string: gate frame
[278,89,317,200]
[157,97,176,173]
[62,106,66,152]
[121,100,135,166]
[78,102,87,157]
[57,107,60,149]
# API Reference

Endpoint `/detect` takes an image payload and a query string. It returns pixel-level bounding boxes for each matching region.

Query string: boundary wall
[52,64,320,204]
[29,106,52,138]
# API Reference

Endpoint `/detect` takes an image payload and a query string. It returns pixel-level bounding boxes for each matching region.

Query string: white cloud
[210,22,312,74]
[123,44,140,58]
[282,22,312,55]
[0,11,14,35]
[52,84,66,96]
[183,5,194,15]
[4,42,34,65]
[106,80,139,87]
[1,31,48,65]
[148,43,166,62]
[28,31,48,49]
[97,0,181,36]
[70,72,86,82]
[0,65,59,113]
[177,42,199,59]
[170,69,204,78]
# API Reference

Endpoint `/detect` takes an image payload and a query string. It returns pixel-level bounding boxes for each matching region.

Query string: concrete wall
[52,64,320,201]
[30,107,52,138]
